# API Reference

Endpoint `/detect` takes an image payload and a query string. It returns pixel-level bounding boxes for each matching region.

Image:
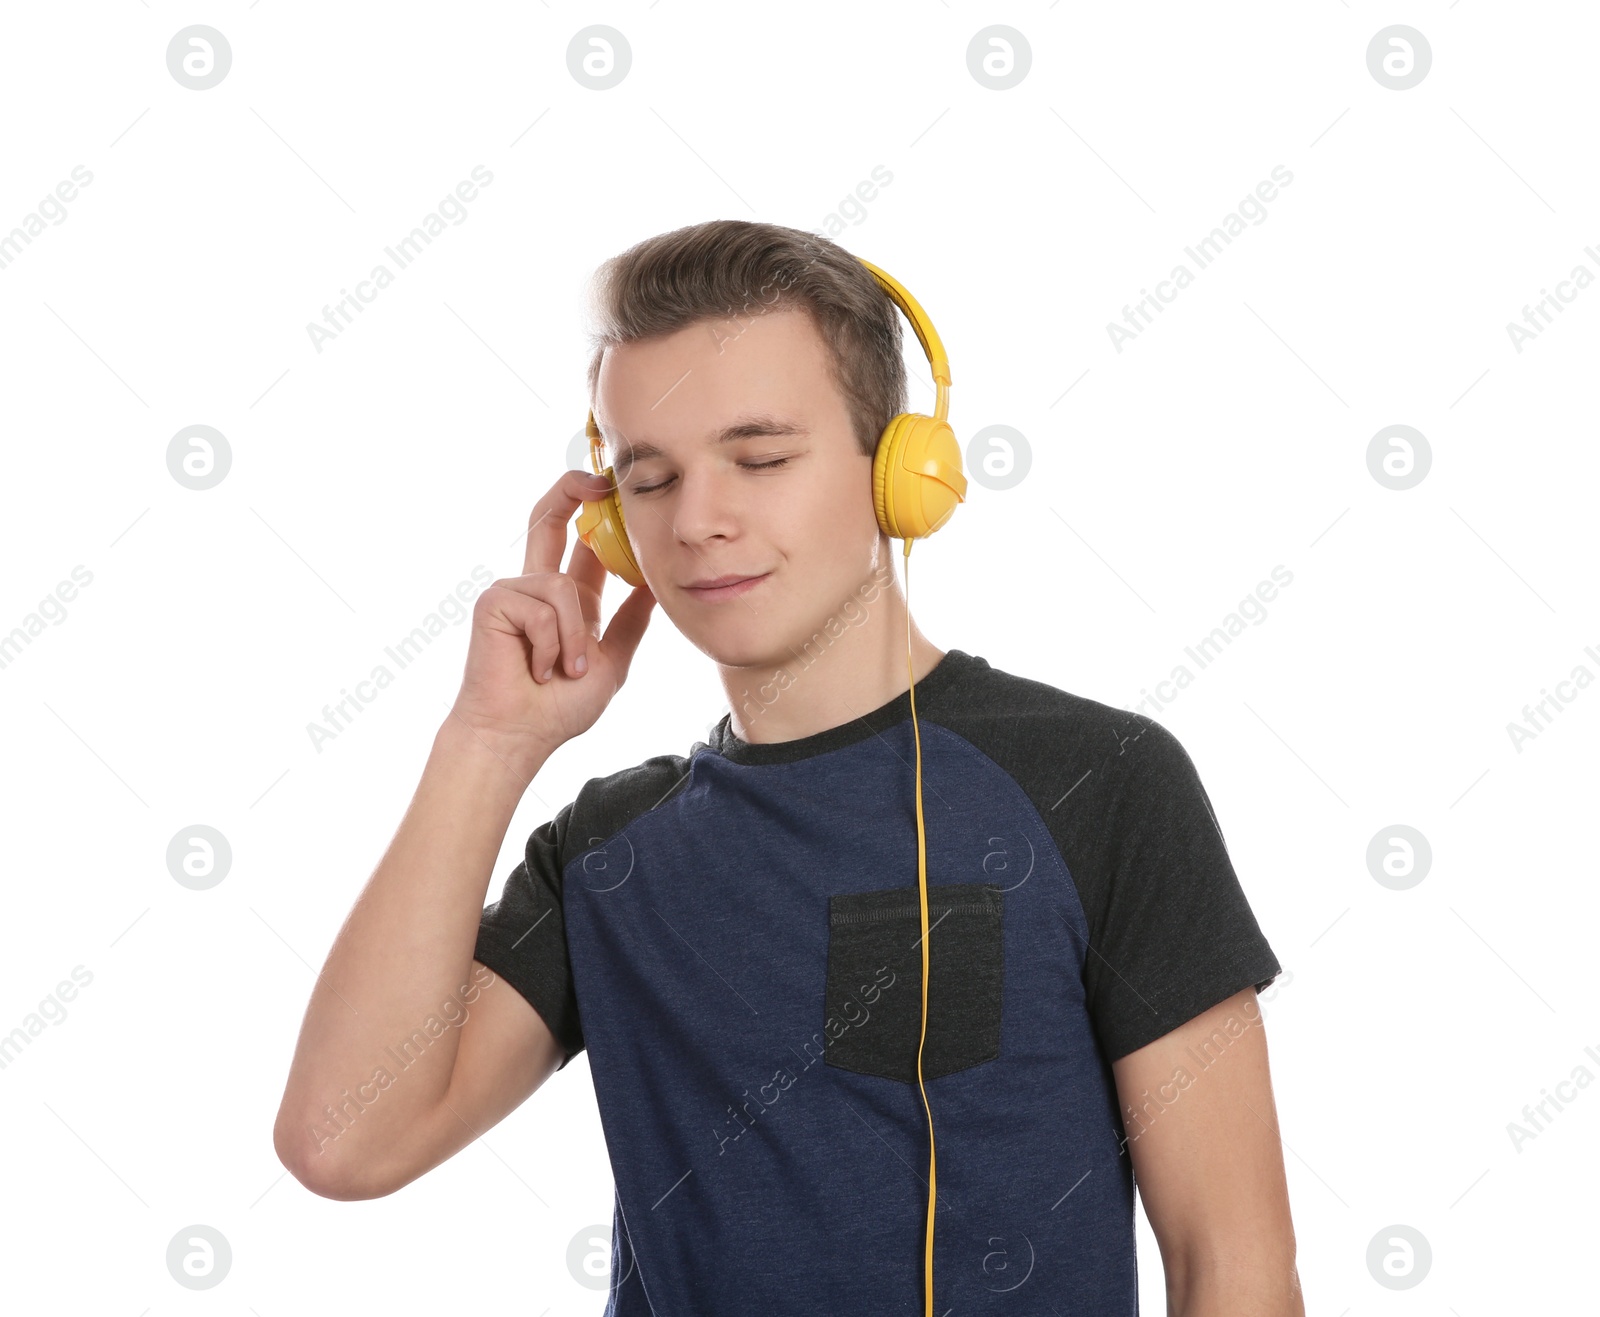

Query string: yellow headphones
[575,258,967,580]
[575,258,966,1317]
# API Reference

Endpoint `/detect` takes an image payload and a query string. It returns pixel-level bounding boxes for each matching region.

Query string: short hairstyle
[583,220,908,460]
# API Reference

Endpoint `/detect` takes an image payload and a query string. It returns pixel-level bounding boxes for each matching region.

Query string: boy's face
[593,304,891,670]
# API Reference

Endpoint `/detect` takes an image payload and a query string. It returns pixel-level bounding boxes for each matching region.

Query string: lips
[682,572,770,601]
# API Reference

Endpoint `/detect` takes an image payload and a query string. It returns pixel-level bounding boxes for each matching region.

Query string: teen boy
[274,221,1304,1315]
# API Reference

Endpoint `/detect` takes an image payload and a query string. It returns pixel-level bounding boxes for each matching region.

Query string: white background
[1,3,1595,1312]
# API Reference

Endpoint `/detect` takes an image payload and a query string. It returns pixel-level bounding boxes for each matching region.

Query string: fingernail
[541,667,554,682]
[575,654,588,675]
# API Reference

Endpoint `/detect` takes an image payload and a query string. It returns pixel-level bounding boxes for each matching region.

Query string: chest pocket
[823,883,1005,1084]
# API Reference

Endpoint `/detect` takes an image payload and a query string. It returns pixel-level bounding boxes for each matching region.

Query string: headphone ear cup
[873,413,968,540]
[576,473,646,587]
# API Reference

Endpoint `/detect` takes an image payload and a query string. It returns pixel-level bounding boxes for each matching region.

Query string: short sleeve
[474,801,585,1070]
[1082,719,1281,1062]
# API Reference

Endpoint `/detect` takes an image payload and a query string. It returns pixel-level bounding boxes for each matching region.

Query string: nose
[670,460,741,547]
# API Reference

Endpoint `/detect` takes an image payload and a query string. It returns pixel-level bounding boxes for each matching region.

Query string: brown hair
[584,220,907,459]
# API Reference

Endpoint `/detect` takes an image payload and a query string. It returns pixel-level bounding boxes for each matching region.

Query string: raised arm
[271,469,655,1199]
[271,720,562,1200]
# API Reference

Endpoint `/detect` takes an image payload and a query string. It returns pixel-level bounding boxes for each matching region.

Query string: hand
[448,469,655,763]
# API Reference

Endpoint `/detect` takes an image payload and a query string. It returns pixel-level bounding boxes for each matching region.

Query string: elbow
[273,1109,400,1202]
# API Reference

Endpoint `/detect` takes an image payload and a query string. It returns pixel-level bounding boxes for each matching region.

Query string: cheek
[794,483,877,557]
[809,461,879,529]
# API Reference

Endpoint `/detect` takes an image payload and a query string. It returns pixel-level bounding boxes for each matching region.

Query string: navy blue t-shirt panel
[561,718,1137,1316]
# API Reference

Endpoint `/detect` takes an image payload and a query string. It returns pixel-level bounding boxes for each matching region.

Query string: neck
[718,564,944,746]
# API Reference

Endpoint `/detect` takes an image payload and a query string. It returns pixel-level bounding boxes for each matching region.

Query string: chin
[678,609,802,673]
[691,633,784,672]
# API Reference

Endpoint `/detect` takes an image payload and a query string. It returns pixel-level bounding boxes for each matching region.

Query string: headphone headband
[855,258,951,423]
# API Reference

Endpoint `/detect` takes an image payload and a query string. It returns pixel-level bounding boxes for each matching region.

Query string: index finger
[564,531,609,631]
[522,468,615,577]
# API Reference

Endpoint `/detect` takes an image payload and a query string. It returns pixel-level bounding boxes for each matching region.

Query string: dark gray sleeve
[474,802,585,1070]
[1083,719,1281,1062]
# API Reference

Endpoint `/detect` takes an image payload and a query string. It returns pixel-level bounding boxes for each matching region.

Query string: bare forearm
[1168,1252,1305,1317]
[272,716,549,1187]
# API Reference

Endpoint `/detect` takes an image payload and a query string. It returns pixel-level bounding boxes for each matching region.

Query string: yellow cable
[904,537,936,1317]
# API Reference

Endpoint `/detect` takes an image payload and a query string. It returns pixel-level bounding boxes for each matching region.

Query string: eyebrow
[608,414,809,465]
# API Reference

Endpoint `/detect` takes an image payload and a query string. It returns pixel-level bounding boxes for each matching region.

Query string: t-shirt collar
[701,648,981,766]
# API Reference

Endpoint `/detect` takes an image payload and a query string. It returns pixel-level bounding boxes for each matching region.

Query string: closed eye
[632,457,791,496]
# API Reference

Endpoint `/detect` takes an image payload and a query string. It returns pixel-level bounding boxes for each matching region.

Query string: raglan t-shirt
[474,647,1282,1316]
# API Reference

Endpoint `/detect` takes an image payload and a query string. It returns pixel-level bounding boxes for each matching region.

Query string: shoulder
[926,651,1194,805]
[559,749,697,861]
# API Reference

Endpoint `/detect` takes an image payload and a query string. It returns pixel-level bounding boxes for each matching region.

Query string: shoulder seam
[559,751,699,876]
